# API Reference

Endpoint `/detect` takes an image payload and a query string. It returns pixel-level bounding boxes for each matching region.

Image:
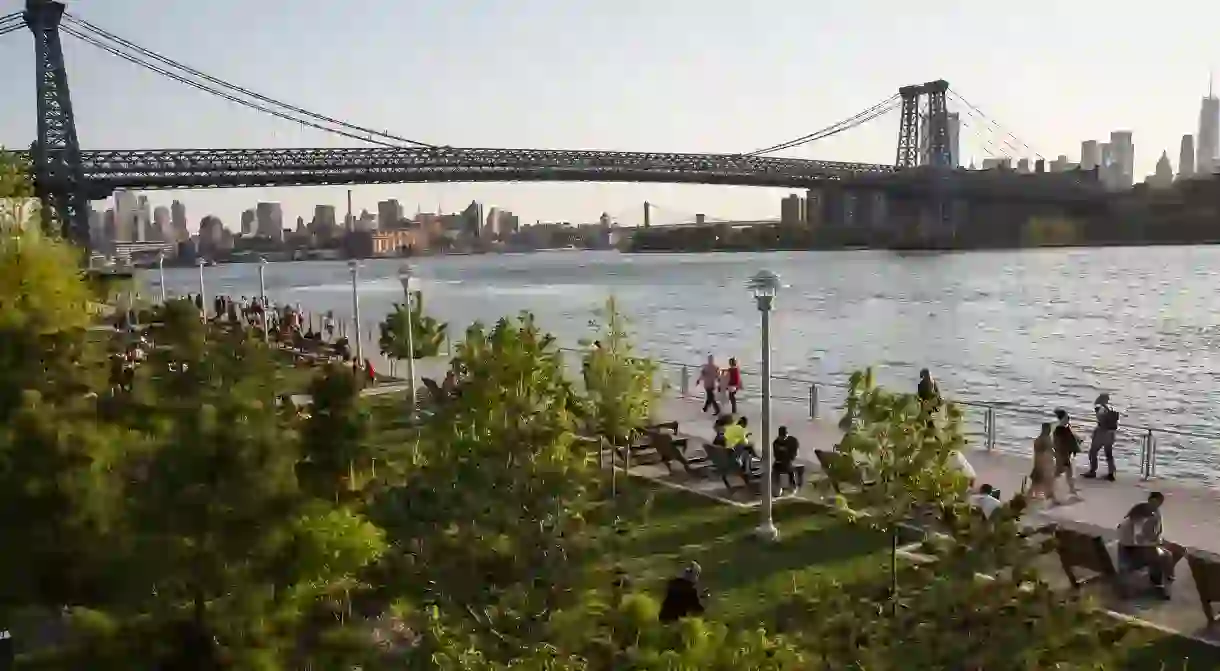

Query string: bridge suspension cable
[947,88,1043,160]
[745,94,900,157]
[60,12,438,149]
[0,12,24,37]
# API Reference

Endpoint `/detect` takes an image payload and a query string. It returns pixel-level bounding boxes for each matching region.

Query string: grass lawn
[603,478,1220,671]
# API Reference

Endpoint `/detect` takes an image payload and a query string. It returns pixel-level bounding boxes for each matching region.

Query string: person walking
[725,357,743,415]
[699,355,721,415]
[1085,392,1119,481]
[1052,409,1082,502]
[1025,422,1058,502]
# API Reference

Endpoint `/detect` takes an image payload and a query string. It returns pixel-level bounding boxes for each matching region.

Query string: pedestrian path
[645,393,1220,644]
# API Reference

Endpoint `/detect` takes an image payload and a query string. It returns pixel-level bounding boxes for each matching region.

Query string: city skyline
[2,0,1219,226]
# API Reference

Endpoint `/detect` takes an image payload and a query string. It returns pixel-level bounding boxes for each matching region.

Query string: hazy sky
[1,0,1217,230]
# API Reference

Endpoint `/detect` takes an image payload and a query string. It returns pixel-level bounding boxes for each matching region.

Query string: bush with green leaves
[378,290,448,361]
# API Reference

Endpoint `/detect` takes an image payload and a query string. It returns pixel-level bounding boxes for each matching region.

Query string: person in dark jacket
[1052,409,1082,501]
[659,562,706,623]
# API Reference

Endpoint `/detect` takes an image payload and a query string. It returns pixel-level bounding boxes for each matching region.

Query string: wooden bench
[1055,528,1120,591]
[703,443,760,494]
[653,433,710,477]
[1187,553,1220,627]
[813,449,875,495]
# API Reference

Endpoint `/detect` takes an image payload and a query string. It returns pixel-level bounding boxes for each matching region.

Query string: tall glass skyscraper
[1197,79,1219,177]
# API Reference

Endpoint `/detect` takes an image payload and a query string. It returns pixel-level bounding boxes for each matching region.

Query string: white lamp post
[348,260,363,364]
[258,257,269,343]
[196,257,207,319]
[748,269,782,542]
[397,264,419,415]
[157,252,167,304]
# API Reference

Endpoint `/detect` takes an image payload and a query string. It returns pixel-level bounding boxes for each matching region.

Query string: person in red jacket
[725,357,743,415]
[364,358,376,386]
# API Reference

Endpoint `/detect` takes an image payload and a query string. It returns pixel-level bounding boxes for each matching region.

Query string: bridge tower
[23,0,89,245]
[894,79,951,169]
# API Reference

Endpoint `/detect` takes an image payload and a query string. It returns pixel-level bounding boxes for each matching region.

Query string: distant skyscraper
[1080,140,1101,171]
[113,189,138,242]
[1016,158,1031,174]
[311,204,338,239]
[1179,134,1196,179]
[1198,79,1219,176]
[170,200,188,241]
[255,202,284,240]
[102,208,116,245]
[240,208,256,236]
[1050,155,1070,172]
[136,195,152,242]
[1109,131,1134,189]
[377,199,403,229]
[1151,151,1174,188]
[152,205,170,241]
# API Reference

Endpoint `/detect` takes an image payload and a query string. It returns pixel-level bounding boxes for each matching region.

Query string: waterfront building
[136,195,152,242]
[1049,155,1070,172]
[780,194,804,226]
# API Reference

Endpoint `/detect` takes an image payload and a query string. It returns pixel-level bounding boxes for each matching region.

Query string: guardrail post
[809,384,819,419]
[1141,429,1151,480]
[1139,432,1149,479]
[986,407,996,451]
[680,365,689,397]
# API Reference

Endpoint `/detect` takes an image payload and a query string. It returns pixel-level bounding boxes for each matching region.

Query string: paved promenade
[647,392,1220,643]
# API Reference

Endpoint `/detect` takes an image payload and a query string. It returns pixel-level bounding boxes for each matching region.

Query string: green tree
[371,314,599,654]
[378,291,447,361]
[581,296,661,447]
[298,363,375,504]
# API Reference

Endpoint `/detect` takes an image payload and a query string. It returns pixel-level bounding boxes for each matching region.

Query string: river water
[142,247,1220,486]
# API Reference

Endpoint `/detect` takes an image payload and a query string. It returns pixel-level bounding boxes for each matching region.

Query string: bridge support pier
[23,0,90,245]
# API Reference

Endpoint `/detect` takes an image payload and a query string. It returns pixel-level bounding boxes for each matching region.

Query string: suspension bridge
[2,0,1107,248]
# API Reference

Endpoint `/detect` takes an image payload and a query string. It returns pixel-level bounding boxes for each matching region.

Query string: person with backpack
[1086,392,1120,481]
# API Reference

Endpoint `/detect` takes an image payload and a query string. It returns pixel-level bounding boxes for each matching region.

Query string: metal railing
[633,354,1216,486]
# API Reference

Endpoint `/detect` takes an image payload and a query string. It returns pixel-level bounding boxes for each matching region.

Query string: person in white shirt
[968,483,1003,519]
[1116,492,1185,598]
[949,449,976,489]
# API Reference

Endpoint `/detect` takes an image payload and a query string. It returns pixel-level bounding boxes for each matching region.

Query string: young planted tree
[378,291,448,361]
[580,296,660,447]
[820,368,969,611]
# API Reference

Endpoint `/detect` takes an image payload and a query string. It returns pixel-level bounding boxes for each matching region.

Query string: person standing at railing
[725,357,743,415]
[1085,392,1120,482]
[699,355,722,415]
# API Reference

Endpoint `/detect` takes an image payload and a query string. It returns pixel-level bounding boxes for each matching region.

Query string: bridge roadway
[23,147,896,196]
[17,146,1106,202]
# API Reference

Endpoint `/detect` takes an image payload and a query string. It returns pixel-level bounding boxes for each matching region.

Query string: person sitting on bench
[659,562,706,623]
[968,483,1003,520]
[772,426,802,492]
[1116,491,1186,599]
[724,417,756,470]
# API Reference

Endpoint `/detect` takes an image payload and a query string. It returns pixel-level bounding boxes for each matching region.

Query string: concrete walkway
[645,392,1220,644]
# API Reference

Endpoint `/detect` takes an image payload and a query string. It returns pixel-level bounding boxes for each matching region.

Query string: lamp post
[397,264,419,415]
[196,257,207,319]
[258,257,269,343]
[157,252,167,304]
[348,260,363,364]
[748,269,782,542]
